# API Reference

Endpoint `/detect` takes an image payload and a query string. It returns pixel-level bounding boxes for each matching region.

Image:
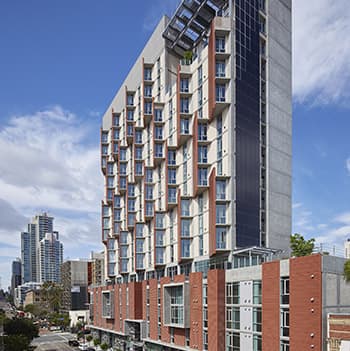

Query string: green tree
[290,233,315,257]
[4,318,39,340]
[86,335,93,342]
[4,334,30,351]
[344,259,350,282]
[100,342,109,351]
[41,282,63,312]
[93,338,100,346]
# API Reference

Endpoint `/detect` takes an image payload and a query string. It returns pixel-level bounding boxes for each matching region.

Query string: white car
[78,344,89,350]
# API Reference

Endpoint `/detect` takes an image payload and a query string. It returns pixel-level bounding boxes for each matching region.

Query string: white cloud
[0,106,104,287]
[293,0,350,105]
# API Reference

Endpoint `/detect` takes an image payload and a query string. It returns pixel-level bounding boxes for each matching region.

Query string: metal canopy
[163,0,228,57]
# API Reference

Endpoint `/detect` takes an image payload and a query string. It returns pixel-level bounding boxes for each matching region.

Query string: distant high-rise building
[11,258,22,296]
[345,239,350,259]
[90,251,105,286]
[61,260,89,312]
[38,232,63,283]
[21,212,55,283]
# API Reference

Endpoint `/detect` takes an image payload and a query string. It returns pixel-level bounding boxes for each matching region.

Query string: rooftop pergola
[163,0,228,57]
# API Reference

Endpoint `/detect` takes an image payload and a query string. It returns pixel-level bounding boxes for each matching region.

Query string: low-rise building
[14,282,41,307]
[90,254,350,351]
[90,251,105,286]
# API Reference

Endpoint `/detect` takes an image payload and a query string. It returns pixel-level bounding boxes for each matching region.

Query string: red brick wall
[160,277,171,343]
[190,272,203,350]
[208,269,225,351]
[120,283,127,333]
[142,280,147,320]
[262,260,280,351]
[290,254,322,351]
[114,284,120,332]
[174,327,185,346]
[149,278,158,340]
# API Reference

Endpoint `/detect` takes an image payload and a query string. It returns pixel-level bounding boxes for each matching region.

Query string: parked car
[87,348,96,351]
[78,343,89,350]
[68,339,80,346]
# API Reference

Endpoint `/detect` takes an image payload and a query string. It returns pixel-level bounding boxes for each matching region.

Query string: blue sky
[0,0,350,287]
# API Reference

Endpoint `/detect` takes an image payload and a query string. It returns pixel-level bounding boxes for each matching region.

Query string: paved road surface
[31,332,77,351]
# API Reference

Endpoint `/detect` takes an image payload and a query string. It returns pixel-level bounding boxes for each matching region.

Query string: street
[31,331,77,351]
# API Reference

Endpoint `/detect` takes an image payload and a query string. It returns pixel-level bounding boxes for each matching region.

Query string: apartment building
[38,232,63,283]
[91,251,106,286]
[61,260,90,312]
[91,0,293,350]
[21,212,56,283]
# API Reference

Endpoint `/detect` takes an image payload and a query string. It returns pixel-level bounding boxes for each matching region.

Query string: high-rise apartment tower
[92,0,292,350]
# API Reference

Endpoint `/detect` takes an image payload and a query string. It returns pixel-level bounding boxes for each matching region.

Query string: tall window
[253,307,262,332]
[216,204,226,224]
[181,199,190,217]
[198,145,208,163]
[198,195,204,255]
[180,78,189,92]
[180,98,189,113]
[215,36,225,52]
[216,180,226,200]
[198,168,208,186]
[216,227,226,249]
[216,84,226,102]
[216,60,226,77]
[170,286,184,325]
[281,277,290,305]
[198,123,207,141]
[168,169,176,184]
[253,281,262,304]
[281,308,290,337]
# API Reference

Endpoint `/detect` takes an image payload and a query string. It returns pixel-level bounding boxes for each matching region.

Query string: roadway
[31,331,77,351]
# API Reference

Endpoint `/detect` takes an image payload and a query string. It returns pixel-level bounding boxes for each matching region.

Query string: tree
[100,342,109,351]
[86,335,93,342]
[344,260,350,282]
[4,318,39,340]
[290,233,315,257]
[4,335,30,351]
[93,338,100,346]
[41,282,63,312]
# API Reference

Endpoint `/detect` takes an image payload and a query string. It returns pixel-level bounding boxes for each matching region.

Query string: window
[253,335,262,351]
[198,86,203,106]
[253,307,262,332]
[144,102,152,114]
[145,169,153,183]
[181,219,191,237]
[216,180,226,200]
[127,94,134,106]
[281,308,290,337]
[281,277,290,305]
[120,148,127,161]
[144,67,152,81]
[127,109,134,121]
[136,224,143,237]
[155,213,164,228]
[127,124,133,136]
[102,145,108,155]
[102,291,114,318]
[114,209,121,221]
[113,114,120,126]
[181,239,191,258]
[168,187,177,203]
[253,281,262,304]
[216,204,226,224]
[145,202,153,216]
[156,247,164,264]
[216,227,226,249]
[181,199,190,217]
[144,85,152,97]
[170,286,184,325]
[128,199,135,212]
[226,306,240,330]
[168,150,176,165]
[180,98,189,113]
[226,282,240,304]
[216,60,226,77]
[136,253,144,269]
[103,205,109,217]
[180,118,189,134]
[155,126,163,140]
[258,0,266,12]
[135,147,143,160]
[168,169,176,184]
[180,78,189,93]
[198,168,208,186]
[216,36,225,52]
[119,163,127,175]
[280,340,290,351]
[155,109,163,122]
[135,130,143,144]
[101,132,108,143]
[198,65,203,86]
[156,230,164,246]
[128,184,135,197]
[198,123,207,141]
[198,145,208,163]
[226,331,240,351]
[145,185,153,200]
[120,231,128,244]
[155,143,163,158]
[216,84,226,102]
